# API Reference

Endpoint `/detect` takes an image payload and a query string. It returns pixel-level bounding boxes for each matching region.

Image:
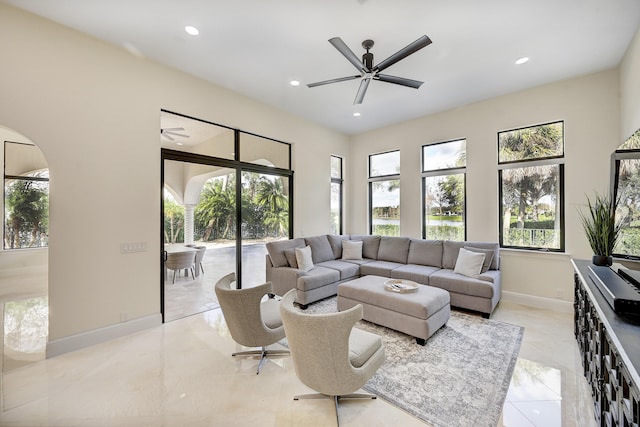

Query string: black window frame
[3,140,50,250]
[497,121,565,252]
[368,150,400,236]
[330,155,344,235]
[421,138,467,241]
[611,146,640,260]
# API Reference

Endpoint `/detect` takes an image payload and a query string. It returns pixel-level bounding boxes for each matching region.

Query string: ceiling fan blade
[329,37,368,72]
[373,35,432,73]
[162,127,185,132]
[307,75,361,88]
[161,133,175,141]
[376,73,424,89]
[354,78,371,105]
[165,131,189,138]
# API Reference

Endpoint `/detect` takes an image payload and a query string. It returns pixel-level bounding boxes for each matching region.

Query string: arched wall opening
[0,123,49,372]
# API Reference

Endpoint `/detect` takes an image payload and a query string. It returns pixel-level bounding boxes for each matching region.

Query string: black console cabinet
[573,259,640,427]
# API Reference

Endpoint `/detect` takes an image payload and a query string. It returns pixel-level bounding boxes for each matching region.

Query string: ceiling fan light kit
[307,35,432,104]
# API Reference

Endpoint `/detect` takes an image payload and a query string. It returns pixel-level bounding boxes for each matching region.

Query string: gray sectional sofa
[265,234,501,318]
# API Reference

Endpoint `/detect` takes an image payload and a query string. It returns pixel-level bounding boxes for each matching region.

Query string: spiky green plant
[578,193,625,256]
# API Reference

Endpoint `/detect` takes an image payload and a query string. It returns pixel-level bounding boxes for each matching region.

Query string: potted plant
[578,192,625,266]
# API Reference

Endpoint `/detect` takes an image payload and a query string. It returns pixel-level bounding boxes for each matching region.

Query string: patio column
[184,204,195,245]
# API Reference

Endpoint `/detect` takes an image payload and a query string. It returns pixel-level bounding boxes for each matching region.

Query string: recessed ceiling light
[176,142,184,146]
[515,57,529,65]
[353,112,361,117]
[290,80,300,86]
[185,26,199,36]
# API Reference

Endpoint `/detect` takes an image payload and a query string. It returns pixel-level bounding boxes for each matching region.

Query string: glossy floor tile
[494,302,597,427]
[0,295,597,426]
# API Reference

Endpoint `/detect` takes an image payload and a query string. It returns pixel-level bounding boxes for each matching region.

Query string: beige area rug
[305,297,524,427]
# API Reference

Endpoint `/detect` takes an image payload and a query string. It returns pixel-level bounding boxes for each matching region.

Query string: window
[498,121,564,251]
[330,156,343,234]
[612,128,640,259]
[369,151,400,236]
[4,141,49,249]
[422,139,466,240]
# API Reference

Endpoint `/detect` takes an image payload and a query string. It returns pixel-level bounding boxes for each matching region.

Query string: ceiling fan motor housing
[362,39,375,70]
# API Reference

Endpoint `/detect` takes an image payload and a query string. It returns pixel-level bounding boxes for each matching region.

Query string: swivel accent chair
[279,290,385,426]
[214,272,289,374]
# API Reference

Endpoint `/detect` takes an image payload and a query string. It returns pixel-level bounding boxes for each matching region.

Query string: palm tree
[498,123,563,162]
[256,177,288,213]
[163,197,184,243]
[256,177,289,237]
[5,178,48,248]
[196,177,236,240]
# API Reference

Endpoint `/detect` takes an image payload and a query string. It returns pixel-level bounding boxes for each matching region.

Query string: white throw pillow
[453,248,486,278]
[295,246,314,272]
[342,240,363,260]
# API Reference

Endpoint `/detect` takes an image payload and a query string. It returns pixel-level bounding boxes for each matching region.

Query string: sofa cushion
[316,260,360,280]
[304,235,335,263]
[295,246,314,272]
[342,240,363,260]
[266,238,306,267]
[390,264,440,285]
[407,239,443,267]
[429,269,496,299]
[360,260,406,277]
[296,267,341,291]
[284,248,298,268]
[464,246,494,273]
[442,241,499,270]
[350,235,381,259]
[377,236,410,264]
[453,248,485,278]
[349,327,382,368]
[327,234,350,259]
[342,258,376,266]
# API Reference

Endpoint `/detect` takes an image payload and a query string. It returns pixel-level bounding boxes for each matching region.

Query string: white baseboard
[46,313,162,358]
[501,291,573,314]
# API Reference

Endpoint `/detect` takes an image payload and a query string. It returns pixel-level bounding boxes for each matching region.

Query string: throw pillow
[453,248,485,278]
[464,246,494,273]
[342,240,363,260]
[295,246,314,272]
[284,248,298,268]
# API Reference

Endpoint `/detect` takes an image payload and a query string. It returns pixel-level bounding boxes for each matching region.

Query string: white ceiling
[5,0,640,135]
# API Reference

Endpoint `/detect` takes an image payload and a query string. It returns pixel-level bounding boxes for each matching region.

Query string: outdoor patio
[164,242,268,322]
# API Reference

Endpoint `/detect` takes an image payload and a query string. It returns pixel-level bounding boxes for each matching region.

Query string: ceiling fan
[307,35,432,105]
[160,127,189,141]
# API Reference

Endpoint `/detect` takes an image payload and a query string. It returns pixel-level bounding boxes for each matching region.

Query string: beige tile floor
[0,244,596,426]
[0,291,596,426]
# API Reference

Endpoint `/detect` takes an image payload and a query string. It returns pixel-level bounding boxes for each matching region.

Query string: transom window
[422,139,466,241]
[498,121,565,251]
[369,150,400,236]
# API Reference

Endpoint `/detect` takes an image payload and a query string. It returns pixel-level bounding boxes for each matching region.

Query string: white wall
[620,27,640,139]
[0,4,348,351]
[348,70,621,302]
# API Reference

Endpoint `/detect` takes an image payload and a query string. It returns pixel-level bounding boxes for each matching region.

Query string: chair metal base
[232,346,289,375]
[293,392,377,426]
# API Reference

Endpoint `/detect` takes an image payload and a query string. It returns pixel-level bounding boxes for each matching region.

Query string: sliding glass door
[240,172,290,287]
[160,110,292,322]
[163,160,237,322]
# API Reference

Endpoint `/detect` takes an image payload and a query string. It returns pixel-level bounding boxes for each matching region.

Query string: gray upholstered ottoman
[337,275,450,345]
